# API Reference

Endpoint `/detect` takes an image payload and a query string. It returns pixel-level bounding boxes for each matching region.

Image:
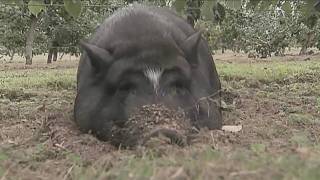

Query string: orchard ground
[0,50,320,180]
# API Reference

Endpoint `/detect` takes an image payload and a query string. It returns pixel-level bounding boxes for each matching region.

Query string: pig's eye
[119,82,136,93]
[169,81,188,95]
[170,81,187,90]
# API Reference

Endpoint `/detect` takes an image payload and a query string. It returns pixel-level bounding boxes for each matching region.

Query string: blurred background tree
[0,0,319,64]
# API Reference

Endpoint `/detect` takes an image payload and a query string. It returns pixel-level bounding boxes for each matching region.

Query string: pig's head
[74,32,221,146]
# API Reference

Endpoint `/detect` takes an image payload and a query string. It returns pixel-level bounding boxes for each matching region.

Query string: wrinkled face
[75,45,198,141]
[74,31,221,144]
[107,54,193,114]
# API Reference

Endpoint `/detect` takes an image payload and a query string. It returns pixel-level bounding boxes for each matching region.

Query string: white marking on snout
[144,68,163,94]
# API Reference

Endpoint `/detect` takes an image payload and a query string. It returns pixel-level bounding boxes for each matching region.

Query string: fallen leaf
[221,125,242,132]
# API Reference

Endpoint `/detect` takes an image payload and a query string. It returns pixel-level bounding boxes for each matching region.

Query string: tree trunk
[10,50,15,61]
[59,53,65,60]
[299,31,315,55]
[53,50,58,61]
[47,48,53,64]
[25,15,38,65]
[186,0,203,27]
[47,40,58,63]
[299,46,308,55]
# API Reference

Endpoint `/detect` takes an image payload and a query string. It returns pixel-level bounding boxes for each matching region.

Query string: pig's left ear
[182,31,202,68]
[80,41,113,73]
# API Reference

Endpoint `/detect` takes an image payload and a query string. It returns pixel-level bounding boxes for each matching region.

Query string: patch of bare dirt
[45,112,116,161]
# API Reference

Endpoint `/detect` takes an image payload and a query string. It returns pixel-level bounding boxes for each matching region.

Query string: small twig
[209,131,218,149]
[54,143,67,150]
[311,126,319,144]
[184,89,222,112]
[206,100,210,117]
[229,169,261,177]
[191,126,200,133]
[118,144,122,151]
[196,90,221,103]
[210,131,215,145]
[63,165,74,180]
[71,140,83,145]
[170,167,184,179]
[19,113,49,146]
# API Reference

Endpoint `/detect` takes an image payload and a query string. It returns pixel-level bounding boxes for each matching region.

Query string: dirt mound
[111,104,194,147]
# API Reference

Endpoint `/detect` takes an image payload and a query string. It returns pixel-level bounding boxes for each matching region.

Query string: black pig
[74,4,222,141]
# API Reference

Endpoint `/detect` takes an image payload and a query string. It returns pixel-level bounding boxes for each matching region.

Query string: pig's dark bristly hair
[74,4,223,143]
[110,35,183,60]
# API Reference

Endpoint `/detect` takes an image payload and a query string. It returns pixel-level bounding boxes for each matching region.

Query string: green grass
[65,146,320,180]
[288,113,320,125]
[217,60,320,83]
[0,152,8,177]
[0,68,76,90]
[317,97,320,110]
[0,60,319,90]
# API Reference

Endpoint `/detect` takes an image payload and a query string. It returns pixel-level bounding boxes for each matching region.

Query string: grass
[93,146,320,180]
[0,68,76,90]
[288,113,320,125]
[0,60,318,92]
[0,59,319,90]
[0,57,320,180]
[217,59,320,83]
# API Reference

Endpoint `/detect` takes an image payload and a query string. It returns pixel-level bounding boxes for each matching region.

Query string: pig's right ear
[80,41,113,72]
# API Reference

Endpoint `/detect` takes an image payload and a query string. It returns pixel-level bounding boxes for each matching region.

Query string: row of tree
[1,0,115,64]
[200,0,320,57]
[0,0,320,64]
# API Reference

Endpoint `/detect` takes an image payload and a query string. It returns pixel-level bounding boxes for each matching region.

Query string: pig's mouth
[110,104,195,148]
